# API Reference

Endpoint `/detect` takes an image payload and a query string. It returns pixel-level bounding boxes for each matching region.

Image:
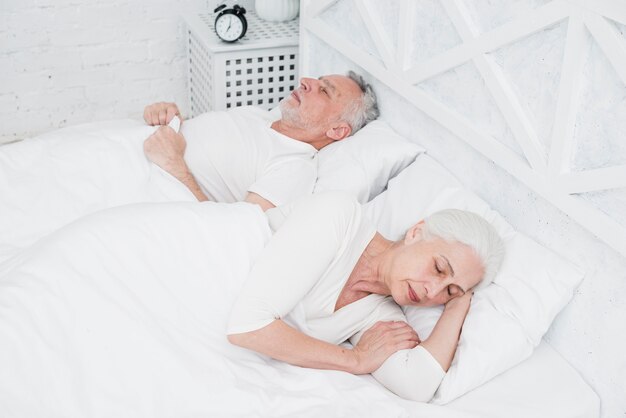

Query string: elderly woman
[227,192,504,402]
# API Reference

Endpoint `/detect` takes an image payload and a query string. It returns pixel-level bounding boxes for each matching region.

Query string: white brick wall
[0,0,253,144]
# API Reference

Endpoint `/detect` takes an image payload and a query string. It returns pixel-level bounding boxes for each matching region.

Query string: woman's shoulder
[302,190,361,213]
[266,191,363,235]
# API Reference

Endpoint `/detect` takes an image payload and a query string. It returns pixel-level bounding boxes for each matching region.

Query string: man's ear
[325,122,352,142]
[404,220,425,244]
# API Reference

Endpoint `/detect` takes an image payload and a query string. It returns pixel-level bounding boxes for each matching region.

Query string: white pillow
[314,120,424,202]
[363,154,585,404]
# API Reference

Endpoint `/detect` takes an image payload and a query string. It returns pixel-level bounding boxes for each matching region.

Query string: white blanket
[0,200,469,418]
[0,122,598,417]
[0,120,194,262]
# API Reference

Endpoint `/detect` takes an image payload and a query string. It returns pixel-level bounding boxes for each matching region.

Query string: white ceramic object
[255,0,299,22]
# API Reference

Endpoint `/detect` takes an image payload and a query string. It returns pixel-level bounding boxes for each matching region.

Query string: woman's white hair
[421,209,505,291]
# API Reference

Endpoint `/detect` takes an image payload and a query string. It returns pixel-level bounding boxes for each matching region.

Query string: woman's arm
[362,294,473,402]
[420,292,472,372]
[228,319,418,374]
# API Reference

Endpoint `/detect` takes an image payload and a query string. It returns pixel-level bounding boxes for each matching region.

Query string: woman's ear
[404,221,425,244]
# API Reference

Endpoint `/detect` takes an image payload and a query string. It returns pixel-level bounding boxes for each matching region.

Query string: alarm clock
[213,4,248,42]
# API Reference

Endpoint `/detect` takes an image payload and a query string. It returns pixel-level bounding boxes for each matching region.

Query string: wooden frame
[300,0,626,258]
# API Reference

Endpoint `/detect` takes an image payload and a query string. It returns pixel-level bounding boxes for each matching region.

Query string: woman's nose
[424,278,447,298]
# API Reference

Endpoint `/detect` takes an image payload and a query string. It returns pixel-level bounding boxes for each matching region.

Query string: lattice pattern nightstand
[185,10,299,117]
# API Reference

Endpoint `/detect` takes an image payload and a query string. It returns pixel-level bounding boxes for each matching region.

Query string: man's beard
[278,97,312,129]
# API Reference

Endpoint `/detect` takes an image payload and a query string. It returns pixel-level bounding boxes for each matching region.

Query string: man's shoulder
[229,106,279,123]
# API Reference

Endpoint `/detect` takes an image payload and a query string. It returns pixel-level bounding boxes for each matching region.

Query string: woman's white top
[227,192,445,402]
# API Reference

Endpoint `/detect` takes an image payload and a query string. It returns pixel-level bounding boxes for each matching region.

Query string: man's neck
[270,120,331,151]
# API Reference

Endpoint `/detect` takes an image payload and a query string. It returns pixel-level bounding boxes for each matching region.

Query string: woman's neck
[347,233,395,296]
[334,233,396,312]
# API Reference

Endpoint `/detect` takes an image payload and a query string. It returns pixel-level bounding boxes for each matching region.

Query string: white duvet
[0,122,464,417]
[0,120,194,261]
[0,122,598,418]
[0,197,464,418]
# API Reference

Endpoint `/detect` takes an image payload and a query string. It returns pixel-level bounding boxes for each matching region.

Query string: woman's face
[383,227,485,307]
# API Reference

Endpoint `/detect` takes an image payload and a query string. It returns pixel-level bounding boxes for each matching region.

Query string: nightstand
[185,10,299,116]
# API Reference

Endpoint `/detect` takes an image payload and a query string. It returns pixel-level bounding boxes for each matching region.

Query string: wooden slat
[397,0,416,71]
[558,165,626,194]
[570,0,626,27]
[353,1,396,69]
[303,0,338,20]
[301,0,626,257]
[405,1,569,84]
[548,8,589,175]
[443,0,547,171]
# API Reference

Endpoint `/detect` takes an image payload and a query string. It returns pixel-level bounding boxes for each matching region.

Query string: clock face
[215,14,245,42]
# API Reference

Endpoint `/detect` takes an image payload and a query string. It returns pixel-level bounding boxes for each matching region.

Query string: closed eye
[434,259,443,274]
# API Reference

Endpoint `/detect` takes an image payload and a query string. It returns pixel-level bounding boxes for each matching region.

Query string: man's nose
[300,77,313,92]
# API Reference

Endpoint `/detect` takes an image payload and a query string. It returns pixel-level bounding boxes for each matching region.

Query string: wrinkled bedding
[0,200,468,417]
[0,119,194,262]
[0,121,599,417]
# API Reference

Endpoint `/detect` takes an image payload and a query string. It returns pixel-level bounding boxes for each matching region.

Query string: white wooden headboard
[300,0,626,258]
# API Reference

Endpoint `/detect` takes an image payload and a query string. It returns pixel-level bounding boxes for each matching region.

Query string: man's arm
[245,192,275,211]
[143,126,209,202]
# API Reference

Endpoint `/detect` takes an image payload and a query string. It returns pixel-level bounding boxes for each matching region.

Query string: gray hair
[421,209,505,291]
[342,70,380,134]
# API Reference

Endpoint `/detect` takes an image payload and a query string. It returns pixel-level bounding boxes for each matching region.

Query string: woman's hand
[352,321,419,374]
[444,291,473,316]
[143,102,182,126]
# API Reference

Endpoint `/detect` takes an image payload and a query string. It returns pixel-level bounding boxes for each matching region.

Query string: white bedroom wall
[0,0,253,144]
[304,1,625,417]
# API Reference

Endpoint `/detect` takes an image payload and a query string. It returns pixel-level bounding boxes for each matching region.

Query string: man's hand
[144,126,209,202]
[143,102,182,126]
[144,126,188,179]
[352,321,419,374]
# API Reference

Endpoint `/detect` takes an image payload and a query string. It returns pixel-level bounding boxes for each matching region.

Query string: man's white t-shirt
[181,106,318,206]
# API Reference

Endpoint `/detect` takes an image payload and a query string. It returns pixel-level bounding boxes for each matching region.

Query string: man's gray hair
[342,70,380,134]
[421,209,505,291]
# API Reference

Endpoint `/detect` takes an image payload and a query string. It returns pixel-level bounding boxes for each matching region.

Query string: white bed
[0,119,599,417]
[1,0,614,413]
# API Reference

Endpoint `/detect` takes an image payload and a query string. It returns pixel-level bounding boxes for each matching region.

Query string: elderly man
[143,71,379,211]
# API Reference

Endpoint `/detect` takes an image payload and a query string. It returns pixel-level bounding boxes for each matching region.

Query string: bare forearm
[228,320,358,373]
[175,167,210,202]
[420,303,469,371]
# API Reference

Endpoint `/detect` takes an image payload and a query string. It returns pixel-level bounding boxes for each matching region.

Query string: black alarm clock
[213,4,248,42]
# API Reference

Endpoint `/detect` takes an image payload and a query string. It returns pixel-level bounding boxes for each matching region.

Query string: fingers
[143,102,180,126]
[166,105,180,124]
[143,107,151,125]
[371,321,420,344]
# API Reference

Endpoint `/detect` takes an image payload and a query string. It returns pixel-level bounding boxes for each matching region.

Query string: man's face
[279,74,362,133]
